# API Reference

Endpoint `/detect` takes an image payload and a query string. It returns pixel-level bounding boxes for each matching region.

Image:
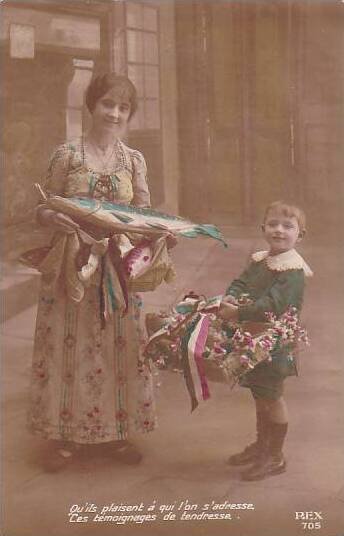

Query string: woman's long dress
[28,138,157,443]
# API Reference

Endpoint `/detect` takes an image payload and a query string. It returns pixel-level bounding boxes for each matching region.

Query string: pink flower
[60,409,72,421]
[116,409,128,422]
[239,354,250,366]
[116,336,126,349]
[259,339,273,350]
[117,374,127,385]
[246,338,255,350]
[265,312,276,322]
[233,329,243,342]
[64,334,76,349]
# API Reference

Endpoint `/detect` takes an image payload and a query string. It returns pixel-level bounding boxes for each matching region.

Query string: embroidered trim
[251,249,313,277]
[59,301,78,440]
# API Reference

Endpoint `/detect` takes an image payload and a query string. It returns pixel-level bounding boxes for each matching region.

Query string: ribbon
[181,319,199,412]
[187,314,211,402]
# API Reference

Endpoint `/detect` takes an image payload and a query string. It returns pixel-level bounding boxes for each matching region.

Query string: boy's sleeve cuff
[238,305,265,322]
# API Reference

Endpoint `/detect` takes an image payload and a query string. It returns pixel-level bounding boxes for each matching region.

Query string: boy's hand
[218,302,239,321]
[221,295,238,305]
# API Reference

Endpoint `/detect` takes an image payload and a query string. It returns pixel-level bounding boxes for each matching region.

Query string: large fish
[35,184,227,245]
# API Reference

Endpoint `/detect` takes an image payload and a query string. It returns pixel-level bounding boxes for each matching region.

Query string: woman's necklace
[88,138,117,174]
[83,136,119,201]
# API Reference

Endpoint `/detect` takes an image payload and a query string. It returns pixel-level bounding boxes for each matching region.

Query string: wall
[175,0,344,229]
[158,0,180,214]
[1,1,107,228]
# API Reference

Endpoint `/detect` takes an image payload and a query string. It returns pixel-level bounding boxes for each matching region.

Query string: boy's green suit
[225,248,313,399]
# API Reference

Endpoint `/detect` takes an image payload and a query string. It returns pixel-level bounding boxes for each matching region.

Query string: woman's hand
[218,302,239,321]
[165,233,178,250]
[37,207,79,233]
[52,212,80,233]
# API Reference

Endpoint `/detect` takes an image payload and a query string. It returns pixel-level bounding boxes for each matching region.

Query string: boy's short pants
[239,354,297,400]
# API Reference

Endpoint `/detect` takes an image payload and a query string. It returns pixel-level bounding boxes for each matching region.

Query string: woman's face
[91,88,131,139]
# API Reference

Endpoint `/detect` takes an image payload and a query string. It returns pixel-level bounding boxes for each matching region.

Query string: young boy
[219,201,313,481]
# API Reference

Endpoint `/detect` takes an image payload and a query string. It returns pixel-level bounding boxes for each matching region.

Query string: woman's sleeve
[42,143,71,195]
[131,150,151,208]
[238,269,305,322]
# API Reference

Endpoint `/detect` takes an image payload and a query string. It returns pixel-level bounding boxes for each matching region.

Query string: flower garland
[145,298,309,387]
[206,306,309,385]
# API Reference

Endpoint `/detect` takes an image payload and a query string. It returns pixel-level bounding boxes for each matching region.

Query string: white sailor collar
[251,249,313,277]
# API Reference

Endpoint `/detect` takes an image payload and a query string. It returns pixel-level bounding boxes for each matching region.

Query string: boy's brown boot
[227,442,262,466]
[227,410,270,466]
[241,422,288,480]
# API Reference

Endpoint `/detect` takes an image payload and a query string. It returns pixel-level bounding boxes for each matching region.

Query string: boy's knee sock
[256,409,271,450]
[269,422,288,457]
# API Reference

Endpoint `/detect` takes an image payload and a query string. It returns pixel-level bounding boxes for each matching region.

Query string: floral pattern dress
[28,138,157,443]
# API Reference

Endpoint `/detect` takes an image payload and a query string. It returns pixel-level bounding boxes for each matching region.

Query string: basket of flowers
[145,293,309,411]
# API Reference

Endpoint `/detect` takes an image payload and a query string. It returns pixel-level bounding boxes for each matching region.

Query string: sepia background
[1,1,344,535]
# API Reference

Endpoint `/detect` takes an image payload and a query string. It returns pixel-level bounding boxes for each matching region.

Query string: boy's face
[263,209,302,255]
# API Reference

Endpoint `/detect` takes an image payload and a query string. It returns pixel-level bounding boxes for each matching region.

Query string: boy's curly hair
[263,201,306,232]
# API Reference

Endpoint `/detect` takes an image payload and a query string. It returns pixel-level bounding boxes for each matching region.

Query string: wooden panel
[295,1,344,230]
[2,51,74,226]
[175,2,211,219]
[209,2,242,220]
[252,1,291,218]
[211,4,239,127]
[1,3,110,227]
[174,0,343,227]
[128,132,164,207]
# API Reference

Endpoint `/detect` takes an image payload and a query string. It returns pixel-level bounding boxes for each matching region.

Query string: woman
[28,73,160,466]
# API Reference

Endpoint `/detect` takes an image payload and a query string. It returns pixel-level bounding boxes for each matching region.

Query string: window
[125,2,160,130]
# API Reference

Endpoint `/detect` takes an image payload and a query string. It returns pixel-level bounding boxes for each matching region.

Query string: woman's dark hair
[85,73,138,118]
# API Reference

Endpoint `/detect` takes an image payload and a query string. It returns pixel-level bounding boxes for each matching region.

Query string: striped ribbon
[187,314,211,403]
